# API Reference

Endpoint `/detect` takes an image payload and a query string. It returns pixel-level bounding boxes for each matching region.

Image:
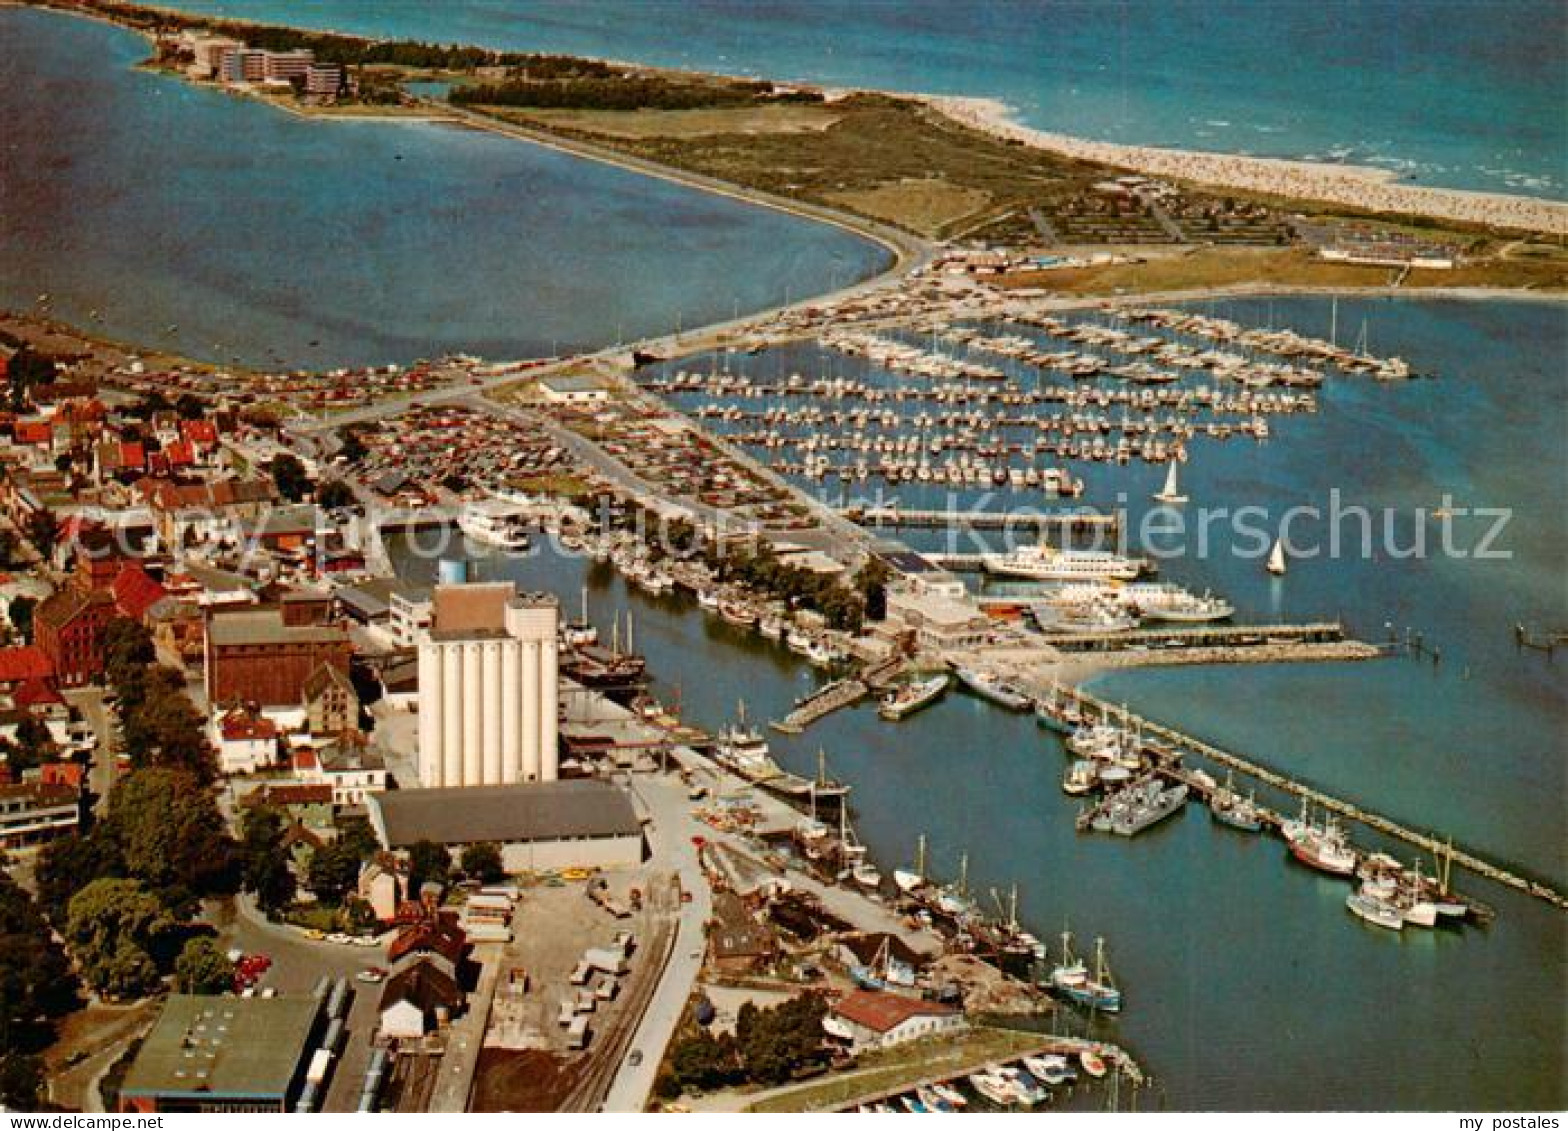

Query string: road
[63,687,115,816]
[601,776,715,1113]
[208,895,388,1112]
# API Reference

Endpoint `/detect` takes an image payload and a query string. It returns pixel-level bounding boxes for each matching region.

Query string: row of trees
[0,863,78,1109]
[656,994,829,1098]
[451,75,782,112]
[34,620,239,999]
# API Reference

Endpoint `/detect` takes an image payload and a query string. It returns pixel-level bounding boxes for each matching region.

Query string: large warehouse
[366,780,644,872]
[118,995,325,1113]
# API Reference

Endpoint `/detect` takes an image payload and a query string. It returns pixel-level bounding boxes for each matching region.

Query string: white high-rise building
[416,582,559,788]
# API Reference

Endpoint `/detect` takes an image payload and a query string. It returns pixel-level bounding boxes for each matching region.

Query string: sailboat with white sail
[1153,461,1187,504]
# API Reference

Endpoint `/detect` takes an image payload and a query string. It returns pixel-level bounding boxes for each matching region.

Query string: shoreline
[918,94,1568,237]
[25,1,1568,238]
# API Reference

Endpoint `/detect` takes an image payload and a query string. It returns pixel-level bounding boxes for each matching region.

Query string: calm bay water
[0,7,888,369]
[163,0,1567,198]
[396,296,1564,1110]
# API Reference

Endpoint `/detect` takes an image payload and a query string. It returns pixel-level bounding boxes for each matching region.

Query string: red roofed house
[0,645,56,690]
[13,421,52,450]
[825,990,965,1053]
[388,909,468,983]
[111,562,167,623]
[211,706,280,774]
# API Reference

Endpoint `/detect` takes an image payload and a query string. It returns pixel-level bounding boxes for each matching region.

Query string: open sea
[158,0,1567,199]
[0,7,888,368]
[396,295,1565,1111]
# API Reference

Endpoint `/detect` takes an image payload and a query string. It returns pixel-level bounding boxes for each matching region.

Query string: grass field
[505,103,842,140]
[996,246,1568,295]
[742,1027,1047,1113]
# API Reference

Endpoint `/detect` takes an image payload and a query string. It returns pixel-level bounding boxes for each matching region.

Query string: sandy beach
[920,94,1568,237]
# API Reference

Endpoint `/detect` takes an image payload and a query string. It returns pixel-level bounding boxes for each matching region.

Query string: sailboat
[893,834,927,894]
[1152,461,1187,504]
[1266,538,1287,575]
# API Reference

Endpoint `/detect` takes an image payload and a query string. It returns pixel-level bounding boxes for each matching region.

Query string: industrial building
[118,995,325,1113]
[366,780,644,873]
[415,582,559,787]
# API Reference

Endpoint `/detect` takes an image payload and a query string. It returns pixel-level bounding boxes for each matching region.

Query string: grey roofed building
[367,780,640,848]
[118,994,324,1112]
[205,606,350,647]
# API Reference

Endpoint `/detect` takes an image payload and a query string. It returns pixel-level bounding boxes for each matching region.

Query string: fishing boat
[1346,889,1405,931]
[1208,772,1264,832]
[1079,1049,1108,1078]
[561,587,598,648]
[718,598,758,627]
[1034,684,1083,733]
[953,666,1032,710]
[879,674,950,720]
[1152,460,1187,504]
[1048,933,1122,1013]
[1282,803,1358,876]
[893,834,928,895]
[915,1087,954,1113]
[1266,537,1287,576]
[1062,760,1099,796]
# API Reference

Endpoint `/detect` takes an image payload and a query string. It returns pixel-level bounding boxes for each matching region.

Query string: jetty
[820,1037,1145,1113]
[771,678,869,734]
[1050,684,1566,915]
[1035,620,1354,651]
[837,505,1118,535]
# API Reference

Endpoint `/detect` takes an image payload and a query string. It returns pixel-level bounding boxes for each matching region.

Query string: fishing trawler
[953,666,1032,710]
[561,587,598,648]
[879,674,950,720]
[1282,802,1358,876]
[1048,933,1122,1013]
[1346,889,1405,931]
[1208,772,1264,832]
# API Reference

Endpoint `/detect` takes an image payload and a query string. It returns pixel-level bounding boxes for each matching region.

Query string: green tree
[407,840,452,894]
[35,830,126,924]
[240,808,297,916]
[6,594,35,642]
[266,453,313,503]
[108,769,235,895]
[173,937,235,994]
[316,479,356,510]
[24,511,58,558]
[459,842,504,885]
[307,840,362,906]
[65,878,175,999]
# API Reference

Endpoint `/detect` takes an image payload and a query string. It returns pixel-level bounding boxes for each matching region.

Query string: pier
[1051,685,1567,915]
[771,678,869,734]
[1036,620,1352,652]
[837,505,1118,535]
[820,1037,1145,1112]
